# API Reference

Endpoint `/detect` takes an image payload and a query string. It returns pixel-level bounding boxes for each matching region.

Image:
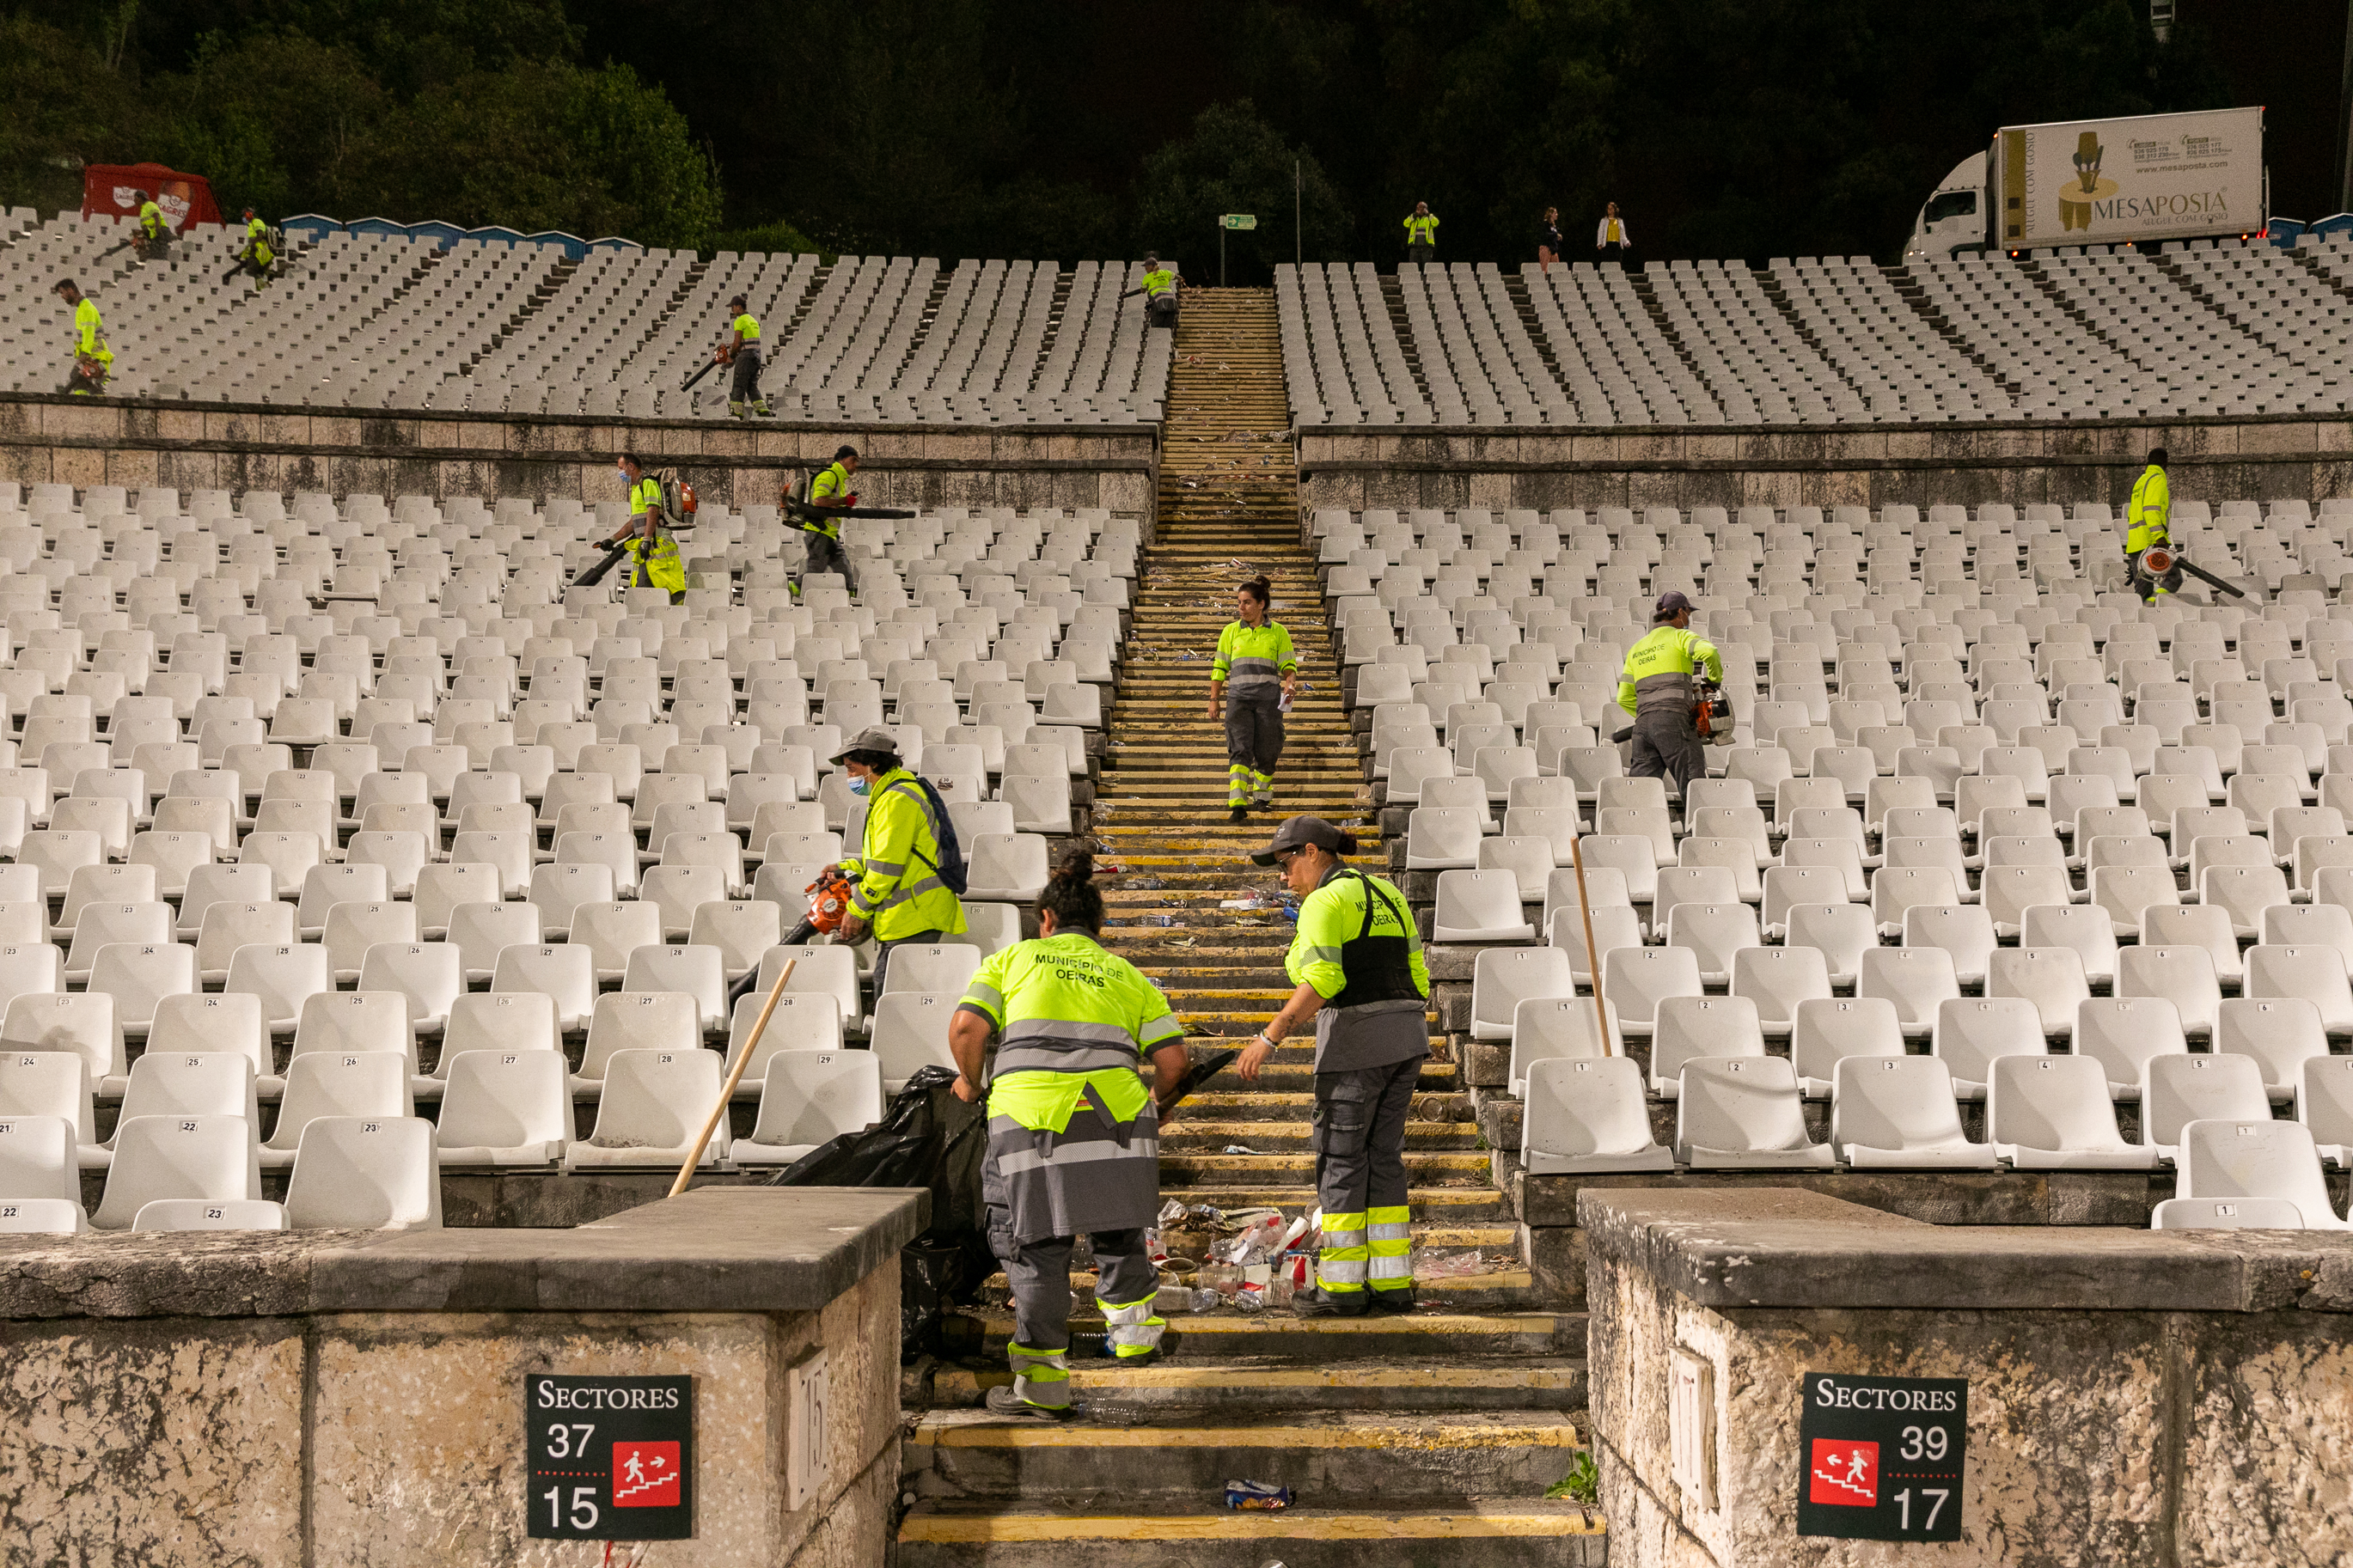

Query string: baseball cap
[828,727,901,766]
[1655,590,1693,618]
[1250,815,1359,865]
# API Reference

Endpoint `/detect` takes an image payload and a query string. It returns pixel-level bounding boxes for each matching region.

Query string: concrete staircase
[895,290,1602,1565]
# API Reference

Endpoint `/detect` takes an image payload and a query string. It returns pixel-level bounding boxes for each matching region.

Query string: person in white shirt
[1596,203,1631,266]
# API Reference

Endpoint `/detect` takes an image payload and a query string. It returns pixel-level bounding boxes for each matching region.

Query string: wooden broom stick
[1566,833,1614,1057]
[670,958,798,1198]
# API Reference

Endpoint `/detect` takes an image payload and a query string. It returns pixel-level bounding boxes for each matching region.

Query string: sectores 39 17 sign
[1796,1371,1966,1541]
[526,1374,694,1541]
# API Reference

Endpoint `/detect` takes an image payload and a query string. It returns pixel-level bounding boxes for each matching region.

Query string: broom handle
[1567,833,1613,1057]
[669,958,798,1198]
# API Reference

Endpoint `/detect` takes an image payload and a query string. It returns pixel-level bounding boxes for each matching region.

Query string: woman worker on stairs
[949,851,1193,1419]
[1233,815,1428,1317]
[1206,576,1299,824]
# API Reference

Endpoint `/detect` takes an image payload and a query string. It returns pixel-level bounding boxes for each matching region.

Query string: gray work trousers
[1224,691,1284,801]
[1406,243,1435,266]
[988,1208,1158,1354]
[1312,1056,1421,1225]
[729,345,763,408]
[798,530,858,596]
[868,927,944,998]
[1629,706,1707,802]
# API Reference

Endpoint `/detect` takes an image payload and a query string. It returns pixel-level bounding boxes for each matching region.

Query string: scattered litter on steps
[1225,1481,1294,1510]
[1219,1144,1260,1156]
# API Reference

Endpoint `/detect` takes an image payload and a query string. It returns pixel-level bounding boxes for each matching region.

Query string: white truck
[1904,107,2266,261]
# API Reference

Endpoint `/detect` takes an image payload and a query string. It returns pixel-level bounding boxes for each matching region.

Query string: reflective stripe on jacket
[807,461,851,540]
[629,528,687,592]
[840,769,967,941]
[2127,465,2172,553]
[1403,213,1439,246]
[963,930,1180,1242]
[72,298,107,360]
[1213,619,1297,695]
[1616,625,1724,717]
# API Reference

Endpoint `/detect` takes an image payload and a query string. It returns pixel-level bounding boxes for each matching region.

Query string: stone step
[944,1306,1584,1360]
[1159,1120,1479,1152]
[1158,1149,1494,1185]
[895,1500,1606,1568]
[914,1352,1586,1414]
[901,1408,1585,1503]
[1174,1183,1510,1222]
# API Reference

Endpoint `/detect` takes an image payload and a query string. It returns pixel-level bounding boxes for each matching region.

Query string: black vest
[1326,870,1423,1010]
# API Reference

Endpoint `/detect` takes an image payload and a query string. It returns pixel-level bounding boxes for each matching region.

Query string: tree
[0,17,150,216]
[1132,101,1351,281]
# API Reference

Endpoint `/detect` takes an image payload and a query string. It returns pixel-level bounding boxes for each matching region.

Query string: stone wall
[0,1187,926,1567]
[1299,416,2353,515]
[0,393,1159,515]
[1582,1187,2353,1568]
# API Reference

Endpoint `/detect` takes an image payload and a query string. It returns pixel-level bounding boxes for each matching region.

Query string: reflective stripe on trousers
[1319,1209,1370,1290]
[1007,1341,1071,1408]
[1100,1289,1165,1358]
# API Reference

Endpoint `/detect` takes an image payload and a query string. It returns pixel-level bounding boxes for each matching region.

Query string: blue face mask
[849,777,871,796]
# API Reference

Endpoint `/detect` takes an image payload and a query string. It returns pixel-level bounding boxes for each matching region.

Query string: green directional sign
[1221,214,1258,230]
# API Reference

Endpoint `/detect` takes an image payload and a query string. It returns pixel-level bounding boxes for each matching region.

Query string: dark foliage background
[2,0,2337,272]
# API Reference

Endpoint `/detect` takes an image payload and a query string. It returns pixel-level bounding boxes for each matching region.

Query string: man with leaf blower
[949,847,1189,1419]
[791,444,863,599]
[598,451,690,601]
[819,728,966,995]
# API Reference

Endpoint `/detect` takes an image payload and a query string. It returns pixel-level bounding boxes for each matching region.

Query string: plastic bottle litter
[1158,1199,1189,1227]
[1224,1480,1293,1510]
[1220,1144,1261,1156]
[1224,1214,1287,1265]
[1231,1284,1268,1312]
[1144,914,1178,927]
[1219,897,1264,911]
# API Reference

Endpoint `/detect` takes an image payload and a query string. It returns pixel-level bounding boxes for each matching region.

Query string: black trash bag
[771,1065,991,1355]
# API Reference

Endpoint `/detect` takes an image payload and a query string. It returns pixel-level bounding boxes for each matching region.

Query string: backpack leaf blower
[2136,543,2246,599]
[570,539,633,589]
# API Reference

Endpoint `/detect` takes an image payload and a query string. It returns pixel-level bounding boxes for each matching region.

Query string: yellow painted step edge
[899,1510,1606,1543]
[909,1419,1581,1449]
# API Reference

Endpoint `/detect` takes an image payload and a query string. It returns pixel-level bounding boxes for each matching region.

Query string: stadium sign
[527,1374,695,1540]
[1796,1370,1966,1541]
[1221,214,1258,229]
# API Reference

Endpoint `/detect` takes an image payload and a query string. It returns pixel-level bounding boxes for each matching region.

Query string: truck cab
[1904,152,1989,263]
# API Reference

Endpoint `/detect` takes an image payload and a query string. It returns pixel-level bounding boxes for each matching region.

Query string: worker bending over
[602,451,687,601]
[725,294,770,418]
[235,208,275,289]
[1121,253,1183,327]
[133,192,170,261]
[55,280,111,396]
[950,849,1189,1419]
[1616,590,1723,802]
[821,727,967,994]
[793,444,862,599]
[1235,816,1429,1317]
[2126,448,2179,602]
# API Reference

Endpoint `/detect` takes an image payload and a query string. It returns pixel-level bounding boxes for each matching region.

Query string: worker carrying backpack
[886,775,969,896]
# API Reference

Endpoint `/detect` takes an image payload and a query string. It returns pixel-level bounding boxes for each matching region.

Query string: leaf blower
[2134,542,2246,600]
[682,340,734,393]
[729,869,856,1008]
[784,867,856,946]
[1695,679,1736,747]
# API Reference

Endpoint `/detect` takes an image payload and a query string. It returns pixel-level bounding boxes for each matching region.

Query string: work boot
[985,1384,1078,1421]
[1366,1288,1420,1315]
[1229,807,1249,825]
[1290,1288,1366,1319]
[753,399,773,417]
[1252,790,1274,808]
[728,400,747,418]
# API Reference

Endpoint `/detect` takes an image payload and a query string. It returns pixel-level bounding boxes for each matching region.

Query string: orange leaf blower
[784,869,855,946]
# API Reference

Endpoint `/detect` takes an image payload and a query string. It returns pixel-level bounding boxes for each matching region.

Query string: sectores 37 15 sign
[527,1374,694,1541]
[1796,1371,1966,1541]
